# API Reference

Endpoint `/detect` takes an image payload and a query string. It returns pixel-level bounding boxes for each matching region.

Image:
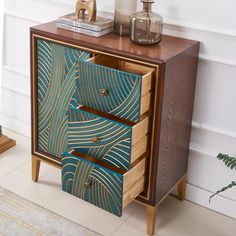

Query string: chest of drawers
[30,22,199,235]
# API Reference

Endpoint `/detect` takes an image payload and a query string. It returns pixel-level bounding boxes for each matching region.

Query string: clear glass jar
[130,0,163,45]
[114,0,137,36]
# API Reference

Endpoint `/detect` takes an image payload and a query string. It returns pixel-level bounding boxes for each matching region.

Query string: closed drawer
[68,106,149,171]
[36,39,90,158]
[62,150,146,217]
[74,55,154,122]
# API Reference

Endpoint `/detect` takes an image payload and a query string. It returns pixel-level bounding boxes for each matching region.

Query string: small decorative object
[209,153,236,202]
[114,0,137,36]
[76,0,97,21]
[57,12,114,37]
[130,0,163,45]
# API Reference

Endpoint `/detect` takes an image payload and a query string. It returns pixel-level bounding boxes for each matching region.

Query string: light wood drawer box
[74,55,154,122]
[68,105,149,171]
[62,150,146,217]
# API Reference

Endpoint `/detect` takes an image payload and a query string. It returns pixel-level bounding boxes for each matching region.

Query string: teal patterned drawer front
[74,55,153,122]
[67,105,149,171]
[37,39,90,158]
[61,151,145,217]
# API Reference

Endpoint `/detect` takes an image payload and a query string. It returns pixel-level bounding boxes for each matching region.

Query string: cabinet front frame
[31,33,160,203]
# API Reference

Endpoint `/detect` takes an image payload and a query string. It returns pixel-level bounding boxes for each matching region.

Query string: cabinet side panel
[155,44,200,204]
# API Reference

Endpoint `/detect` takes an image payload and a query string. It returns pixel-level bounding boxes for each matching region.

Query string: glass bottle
[130,0,163,45]
[114,0,137,36]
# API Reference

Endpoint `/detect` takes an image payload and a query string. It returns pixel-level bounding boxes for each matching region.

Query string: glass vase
[130,0,163,45]
[114,0,137,36]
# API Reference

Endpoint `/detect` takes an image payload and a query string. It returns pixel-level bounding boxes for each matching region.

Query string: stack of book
[57,12,114,37]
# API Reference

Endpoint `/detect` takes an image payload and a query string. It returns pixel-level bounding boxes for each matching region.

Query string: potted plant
[209,153,236,202]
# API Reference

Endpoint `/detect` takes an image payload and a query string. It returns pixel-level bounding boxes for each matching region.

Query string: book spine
[57,23,113,37]
[57,19,113,32]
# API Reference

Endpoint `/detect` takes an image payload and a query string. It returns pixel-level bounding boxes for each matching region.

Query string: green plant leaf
[209,181,236,203]
[217,153,236,171]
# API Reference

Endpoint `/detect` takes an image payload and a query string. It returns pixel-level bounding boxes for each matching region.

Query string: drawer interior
[70,150,126,175]
[87,54,154,76]
[79,105,149,130]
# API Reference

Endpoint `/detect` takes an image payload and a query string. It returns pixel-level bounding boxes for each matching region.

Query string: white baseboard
[186,183,236,219]
[0,114,31,137]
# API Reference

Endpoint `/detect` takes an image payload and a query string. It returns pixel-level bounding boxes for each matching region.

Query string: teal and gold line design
[74,60,143,122]
[67,107,132,171]
[37,39,90,158]
[62,152,123,217]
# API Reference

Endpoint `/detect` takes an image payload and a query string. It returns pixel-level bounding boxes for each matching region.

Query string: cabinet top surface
[31,21,199,64]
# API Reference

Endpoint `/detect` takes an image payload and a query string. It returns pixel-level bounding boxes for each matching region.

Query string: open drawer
[62,150,146,217]
[68,105,149,171]
[76,54,154,122]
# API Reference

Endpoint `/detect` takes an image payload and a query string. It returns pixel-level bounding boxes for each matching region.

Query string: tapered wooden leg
[32,156,41,182]
[147,205,157,236]
[178,175,186,200]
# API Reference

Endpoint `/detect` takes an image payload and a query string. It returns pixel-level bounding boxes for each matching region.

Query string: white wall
[0,1,4,113]
[1,0,236,218]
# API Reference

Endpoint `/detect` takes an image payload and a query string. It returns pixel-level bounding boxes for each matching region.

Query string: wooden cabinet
[30,22,199,235]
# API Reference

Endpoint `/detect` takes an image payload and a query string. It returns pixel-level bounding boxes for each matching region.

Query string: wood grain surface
[30,21,198,64]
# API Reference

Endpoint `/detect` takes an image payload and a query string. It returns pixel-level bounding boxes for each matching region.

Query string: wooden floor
[0,134,16,154]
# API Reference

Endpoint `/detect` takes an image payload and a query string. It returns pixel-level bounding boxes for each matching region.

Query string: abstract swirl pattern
[67,107,132,171]
[37,39,90,157]
[62,152,123,217]
[74,60,142,122]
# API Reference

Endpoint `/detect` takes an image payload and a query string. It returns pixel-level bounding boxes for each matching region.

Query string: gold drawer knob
[83,179,94,188]
[83,183,91,188]
[100,89,108,96]
[91,137,100,143]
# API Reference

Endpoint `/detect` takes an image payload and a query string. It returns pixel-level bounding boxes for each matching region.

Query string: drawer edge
[123,158,146,191]
[123,176,145,208]
[140,93,151,116]
[131,136,148,164]
[132,116,149,145]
